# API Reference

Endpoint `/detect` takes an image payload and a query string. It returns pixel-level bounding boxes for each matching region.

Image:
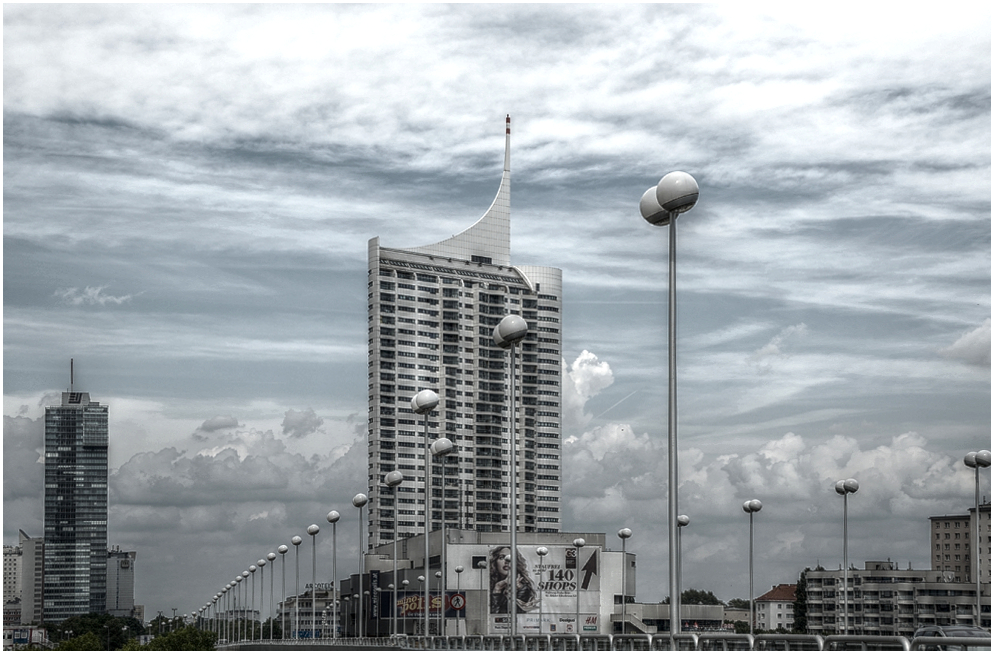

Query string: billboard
[378,590,466,619]
[486,544,600,634]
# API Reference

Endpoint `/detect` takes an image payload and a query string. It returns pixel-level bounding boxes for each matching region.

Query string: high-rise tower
[43,388,109,622]
[366,116,563,547]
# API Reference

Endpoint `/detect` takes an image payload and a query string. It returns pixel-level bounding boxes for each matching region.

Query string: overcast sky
[4,4,990,620]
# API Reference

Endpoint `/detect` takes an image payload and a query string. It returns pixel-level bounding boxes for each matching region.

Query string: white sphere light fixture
[640,171,699,226]
[385,470,404,487]
[326,510,340,524]
[430,437,455,457]
[411,389,439,415]
[307,524,320,536]
[677,515,690,527]
[352,493,368,508]
[493,314,528,349]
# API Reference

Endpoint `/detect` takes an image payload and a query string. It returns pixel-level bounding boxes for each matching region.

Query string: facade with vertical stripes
[366,116,563,547]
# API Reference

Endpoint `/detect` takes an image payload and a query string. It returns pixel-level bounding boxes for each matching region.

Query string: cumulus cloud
[281,407,324,439]
[939,318,990,368]
[54,285,135,306]
[748,323,808,371]
[197,415,239,433]
[561,350,614,437]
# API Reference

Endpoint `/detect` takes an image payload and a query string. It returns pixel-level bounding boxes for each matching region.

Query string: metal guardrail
[214,632,991,651]
[909,635,991,651]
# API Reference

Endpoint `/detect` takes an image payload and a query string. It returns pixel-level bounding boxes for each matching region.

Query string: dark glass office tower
[43,391,108,622]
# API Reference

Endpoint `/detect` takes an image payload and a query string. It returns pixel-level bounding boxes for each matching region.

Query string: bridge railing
[821,635,910,650]
[909,635,991,651]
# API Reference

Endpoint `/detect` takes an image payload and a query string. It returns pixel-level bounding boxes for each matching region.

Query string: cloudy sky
[4,4,990,620]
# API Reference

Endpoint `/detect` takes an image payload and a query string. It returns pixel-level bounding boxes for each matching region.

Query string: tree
[681,589,723,605]
[145,625,217,651]
[726,598,750,610]
[793,568,809,633]
[54,632,102,651]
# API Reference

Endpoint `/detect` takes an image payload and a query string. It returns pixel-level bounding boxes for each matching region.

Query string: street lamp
[573,538,585,636]
[258,559,267,639]
[291,535,303,640]
[677,514,689,630]
[242,571,251,639]
[454,565,464,636]
[431,436,455,637]
[435,570,444,636]
[267,552,276,639]
[536,547,549,635]
[384,471,405,636]
[639,170,698,640]
[307,524,320,639]
[476,559,487,635]
[326,510,341,640]
[402,579,411,635]
[743,500,762,636]
[249,564,257,641]
[618,528,632,635]
[353,493,369,638]
[835,479,858,635]
[278,544,289,639]
[493,313,528,638]
[965,451,991,626]
[412,388,440,639]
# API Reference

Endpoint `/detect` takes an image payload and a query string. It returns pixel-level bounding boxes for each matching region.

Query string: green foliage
[681,588,723,605]
[725,598,750,610]
[54,632,103,650]
[793,568,809,633]
[732,620,750,634]
[50,613,143,650]
[144,625,217,651]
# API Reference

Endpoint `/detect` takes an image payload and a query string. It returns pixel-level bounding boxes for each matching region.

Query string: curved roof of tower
[403,115,512,266]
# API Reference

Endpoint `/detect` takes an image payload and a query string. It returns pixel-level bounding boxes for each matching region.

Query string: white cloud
[281,407,324,439]
[939,318,991,368]
[54,285,135,306]
[198,415,239,432]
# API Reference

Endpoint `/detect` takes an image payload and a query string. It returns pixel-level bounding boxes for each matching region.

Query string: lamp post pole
[430,437,454,636]
[573,538,585,636]
[384,471,404,636]
[743,500,762,635]
[964,451,991,626]
[278,544,289,639]
[412,389,440,638]
[257,559,267,640]
[639,171,699,641]
[493,314,528,638]
[291,535,303,639]
[267,552,276,639]
[476,560,487,635]
[307,524,320,639]
[326,511,340,639]
[352,493,368,638]
[536,547,549,634]
[455,565,464,636]
[435,570,443,636]
[249,565,257,640]
[618,529,632,635]
[401,579,410,635]
[677,514,689,630]
[835,479,859,635]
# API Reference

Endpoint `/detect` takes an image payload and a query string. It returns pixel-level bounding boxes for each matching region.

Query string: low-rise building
[804,560,991,637]
[755,584,795,631]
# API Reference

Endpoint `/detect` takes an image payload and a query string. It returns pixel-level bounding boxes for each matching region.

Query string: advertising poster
[378,590,465,620]
[487,544,600,634]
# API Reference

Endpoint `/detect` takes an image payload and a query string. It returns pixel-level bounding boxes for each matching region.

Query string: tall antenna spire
[504,114,511,172]
[70,358,74,392]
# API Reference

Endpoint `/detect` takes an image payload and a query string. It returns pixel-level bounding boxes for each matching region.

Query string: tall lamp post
[384,471,405,635]
[249,564,257,641]
[278,544,289,639]
[242,571,252,640]
[677,514,689,630]
[573,538,585,636]
[412,388,440,638]
[257,559,267,640]
[536,547,549,634]
[291,535,303,640]
[618,528,632,635]
[352,493,368,638]
[267,552,276,639]
[493,314,529,637]
[431,436,455,636]
[835,479,858,635]
[454,565,464,636]
[742,500,762,635]
[235,576,244,641]
[401,579,411,635]
[435,570,444,636]
[326,511,340,640]
[307,524,320,639]
[476,560,487,635]
[965,451,991,626]
[639,171,698,640]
